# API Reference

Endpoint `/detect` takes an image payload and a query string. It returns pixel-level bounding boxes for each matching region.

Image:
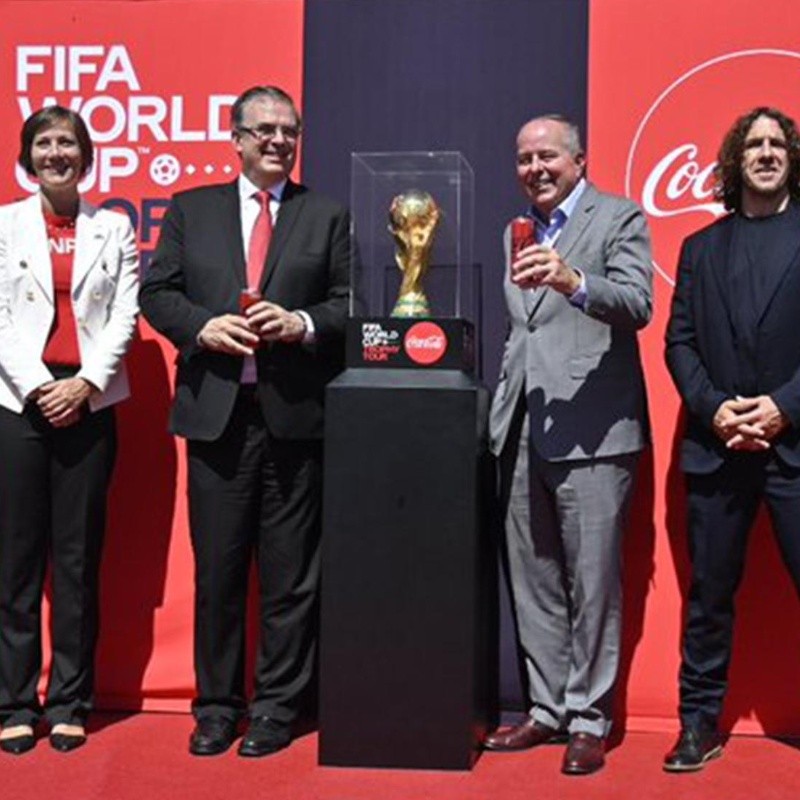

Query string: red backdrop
[0,0,304,712]
[589,0,800,734]
[2,0,799,735]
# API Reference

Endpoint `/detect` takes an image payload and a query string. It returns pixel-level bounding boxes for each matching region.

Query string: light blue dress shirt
[527,177,587,309]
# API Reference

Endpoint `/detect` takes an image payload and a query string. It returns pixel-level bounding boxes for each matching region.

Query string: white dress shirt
[237,174,314,384]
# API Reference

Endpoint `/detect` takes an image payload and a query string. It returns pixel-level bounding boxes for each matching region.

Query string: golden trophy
[388,190,441,317]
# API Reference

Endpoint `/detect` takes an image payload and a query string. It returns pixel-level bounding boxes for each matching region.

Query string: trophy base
[391,292,431,318]
[346,317,475,373]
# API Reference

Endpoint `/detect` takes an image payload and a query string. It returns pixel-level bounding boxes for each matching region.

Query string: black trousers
[187,389,322,724]
[0,402,116,727]
[680,452,800,730]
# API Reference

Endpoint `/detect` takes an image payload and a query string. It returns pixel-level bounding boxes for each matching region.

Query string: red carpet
[1,712,797,800]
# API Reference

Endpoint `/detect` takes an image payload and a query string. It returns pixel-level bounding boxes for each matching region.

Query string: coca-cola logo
[404,321,447,366]
[626,49,800,285]
[639,144,720,220]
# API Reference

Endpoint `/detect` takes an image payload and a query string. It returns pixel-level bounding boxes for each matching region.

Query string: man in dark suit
[665,106,800,772]
[484,115,652,774]
[139,85,350,757]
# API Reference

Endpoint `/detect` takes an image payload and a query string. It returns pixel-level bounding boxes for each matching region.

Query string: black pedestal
[319,366,497,770]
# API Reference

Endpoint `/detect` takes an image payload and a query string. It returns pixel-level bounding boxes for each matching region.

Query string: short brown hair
[18,106,94,178]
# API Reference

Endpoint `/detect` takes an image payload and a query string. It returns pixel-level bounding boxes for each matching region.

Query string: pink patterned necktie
[246,190,272,290]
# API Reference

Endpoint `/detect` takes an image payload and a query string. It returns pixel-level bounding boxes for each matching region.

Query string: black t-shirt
[729,205,799,392]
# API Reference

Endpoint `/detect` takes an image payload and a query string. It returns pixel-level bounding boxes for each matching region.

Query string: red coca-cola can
[240,288,262,349]
[510,216,535,263]
[239,287,261,313]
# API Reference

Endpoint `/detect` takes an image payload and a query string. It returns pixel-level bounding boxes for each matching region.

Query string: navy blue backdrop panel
[302,0,589,711]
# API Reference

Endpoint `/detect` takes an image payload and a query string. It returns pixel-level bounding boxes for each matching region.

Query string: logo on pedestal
[404,322,447,365]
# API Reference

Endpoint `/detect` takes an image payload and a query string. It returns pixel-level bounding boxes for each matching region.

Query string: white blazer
[0,193,139,414]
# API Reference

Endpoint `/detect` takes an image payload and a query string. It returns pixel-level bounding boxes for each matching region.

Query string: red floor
[1,712,798,800]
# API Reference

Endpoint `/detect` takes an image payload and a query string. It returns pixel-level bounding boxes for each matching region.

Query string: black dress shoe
[484,718,567,751]
[663,728,722,772]
[237,717,291,758]
[562,732,605,775]
[0,733,36,755]
[189,717,237,756]
[50,732,87,752]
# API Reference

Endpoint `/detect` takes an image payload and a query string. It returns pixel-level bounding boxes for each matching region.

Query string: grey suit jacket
[489,183,653,461]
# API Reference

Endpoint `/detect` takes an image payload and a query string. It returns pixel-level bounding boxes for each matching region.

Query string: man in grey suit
[484,115,652,775]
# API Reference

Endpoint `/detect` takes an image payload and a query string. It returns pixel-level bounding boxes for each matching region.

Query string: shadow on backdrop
[612,447,657,748]
[95,333,178,709]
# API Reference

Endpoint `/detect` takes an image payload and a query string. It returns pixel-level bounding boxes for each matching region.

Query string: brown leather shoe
[484,718,566,751]
[561,732,605,775]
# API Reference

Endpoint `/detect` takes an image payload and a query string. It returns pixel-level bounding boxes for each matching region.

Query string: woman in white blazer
[0,107,138,754]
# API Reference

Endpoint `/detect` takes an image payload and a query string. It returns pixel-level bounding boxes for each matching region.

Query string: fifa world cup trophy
[388,190,441,317]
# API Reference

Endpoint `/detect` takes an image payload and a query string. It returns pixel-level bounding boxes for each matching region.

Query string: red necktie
[246,190,272,290]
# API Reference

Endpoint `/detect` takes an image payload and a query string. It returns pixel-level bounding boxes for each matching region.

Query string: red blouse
[41,211,81,367]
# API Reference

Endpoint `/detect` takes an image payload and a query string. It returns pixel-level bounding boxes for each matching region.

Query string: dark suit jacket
[665,203,800,473]
[139,179,350,442]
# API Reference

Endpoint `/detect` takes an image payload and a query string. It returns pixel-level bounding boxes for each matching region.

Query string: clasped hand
[30,377,94,428]
[198,302,305,355]
[713,395,789,451]
[510,244,581,296]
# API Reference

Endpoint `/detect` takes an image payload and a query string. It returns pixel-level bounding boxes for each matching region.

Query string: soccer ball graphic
[150,154,181,186]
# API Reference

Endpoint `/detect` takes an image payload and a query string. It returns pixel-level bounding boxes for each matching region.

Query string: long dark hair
[714,106,800,212]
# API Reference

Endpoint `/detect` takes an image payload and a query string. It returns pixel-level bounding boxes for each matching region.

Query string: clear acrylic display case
[350,152,475,319]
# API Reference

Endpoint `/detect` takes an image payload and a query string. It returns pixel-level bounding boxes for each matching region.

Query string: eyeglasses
[237,123,301,142]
